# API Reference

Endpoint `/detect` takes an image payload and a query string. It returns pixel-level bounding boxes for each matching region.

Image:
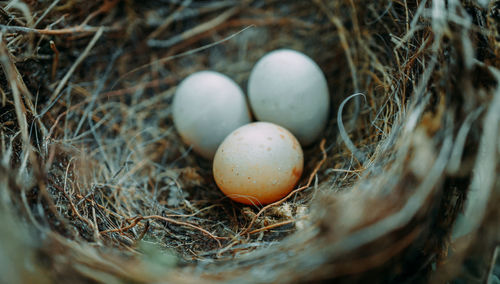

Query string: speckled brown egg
[213,122,303,205]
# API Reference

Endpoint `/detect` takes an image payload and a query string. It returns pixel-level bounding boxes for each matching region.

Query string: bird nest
[0,1,499,283]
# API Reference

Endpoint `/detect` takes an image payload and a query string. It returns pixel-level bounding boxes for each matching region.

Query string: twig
[0,24,115,35]
[136,221,150,243]
[247,219,297,235]
[66,190,98,237]
[0,33,29,150]
[147,0,192,39]
[146,6,239,48]
[49,40,59,81]
[33,0,61,28]
[100,216,144,234]
[102,76,176,98]
[80,0,120,27]
[143,215,222,247]
[0,7,25,26]
[41,27,104,117]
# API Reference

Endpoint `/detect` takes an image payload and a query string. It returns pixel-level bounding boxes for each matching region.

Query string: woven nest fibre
[0,0,499,283]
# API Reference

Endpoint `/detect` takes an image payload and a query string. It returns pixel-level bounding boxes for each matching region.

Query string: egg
[172,71,251,159]
[213,122,303,205]
[247,49,330,146]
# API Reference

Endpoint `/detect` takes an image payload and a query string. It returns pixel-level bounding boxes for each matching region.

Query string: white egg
[213,122,303,205]
[172,71,251,159]
[248,49,330,146]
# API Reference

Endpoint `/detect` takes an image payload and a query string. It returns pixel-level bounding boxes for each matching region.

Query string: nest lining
[0,0,499,283]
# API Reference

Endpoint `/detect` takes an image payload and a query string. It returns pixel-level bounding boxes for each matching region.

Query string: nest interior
[0,0,499,283]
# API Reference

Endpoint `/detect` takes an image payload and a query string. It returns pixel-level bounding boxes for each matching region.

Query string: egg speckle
[172,71,251,159]
[213,122,303,205]
[248,49,330,146]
